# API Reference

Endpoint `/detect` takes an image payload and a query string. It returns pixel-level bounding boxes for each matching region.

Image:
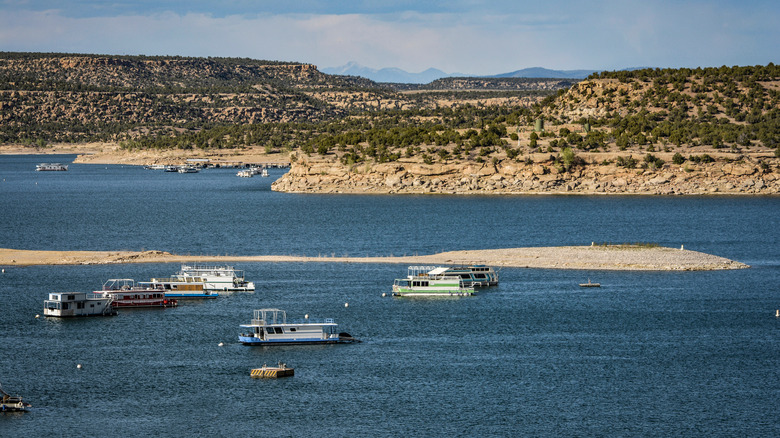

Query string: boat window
[475,274,487,279]
[266,328,275,335]
[62,303,69,310]
[77,302,85,309]
[67,295,75,300]
[274,327,284,334]
[460,274,471,279]
[290,328,297,332]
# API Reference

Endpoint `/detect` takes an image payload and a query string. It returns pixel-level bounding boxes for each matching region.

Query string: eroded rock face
[271,159,780,195]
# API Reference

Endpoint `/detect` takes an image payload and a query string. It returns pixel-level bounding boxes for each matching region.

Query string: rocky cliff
[272,154,780,195]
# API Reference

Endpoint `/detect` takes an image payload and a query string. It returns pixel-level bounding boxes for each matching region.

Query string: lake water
[1,155,779,436]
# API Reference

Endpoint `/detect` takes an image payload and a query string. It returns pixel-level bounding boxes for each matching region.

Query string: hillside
[2,54,778,195]
[0,52,564,146]
[269,65,780,195]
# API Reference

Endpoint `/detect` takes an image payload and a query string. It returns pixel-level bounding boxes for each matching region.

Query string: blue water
[1,155,779,436]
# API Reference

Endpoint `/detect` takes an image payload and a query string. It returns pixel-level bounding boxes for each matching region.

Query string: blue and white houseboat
[238,309,359,346]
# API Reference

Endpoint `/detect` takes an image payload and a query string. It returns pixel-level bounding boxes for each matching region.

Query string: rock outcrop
[272,156,780,195]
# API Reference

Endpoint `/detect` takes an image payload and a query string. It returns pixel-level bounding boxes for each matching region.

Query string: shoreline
[0,246,749,271]
[4,144,779,196]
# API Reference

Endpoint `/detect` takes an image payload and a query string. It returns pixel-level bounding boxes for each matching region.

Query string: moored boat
[177,166,199,173]
[1,383,31,412]
[392,266,476,297]
[97,278,178,308]
[139,277,218,299]
[178,264,255,292]
[432,265,499,287]
[43,292,117,317]
[238,308,359,345]
[35,163,68,171]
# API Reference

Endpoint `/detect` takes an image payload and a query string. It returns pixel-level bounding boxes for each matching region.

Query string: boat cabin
[44,292,116,317]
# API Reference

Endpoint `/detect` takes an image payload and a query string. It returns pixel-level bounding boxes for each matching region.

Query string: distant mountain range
[321,62,599,84]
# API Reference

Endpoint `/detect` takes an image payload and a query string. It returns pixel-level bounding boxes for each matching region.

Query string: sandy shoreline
[0,246,748,271]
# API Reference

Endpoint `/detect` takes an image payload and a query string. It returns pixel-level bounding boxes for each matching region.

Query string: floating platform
[579,279,601,287]
[250,363,294,378]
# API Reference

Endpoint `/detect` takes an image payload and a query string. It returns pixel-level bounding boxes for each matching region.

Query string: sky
[0,0,777,75]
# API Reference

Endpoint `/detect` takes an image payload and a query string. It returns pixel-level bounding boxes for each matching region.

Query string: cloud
[0,3,777,75]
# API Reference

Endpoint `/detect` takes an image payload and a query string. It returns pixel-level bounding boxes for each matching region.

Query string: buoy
[77,364,82,369]
[1,268,4,273]
[344,302,349,308]
[382,293,386,297]
[776,309,779,318]
[218,342,224,347]
[35,314,40,319]
[304,314,309,319]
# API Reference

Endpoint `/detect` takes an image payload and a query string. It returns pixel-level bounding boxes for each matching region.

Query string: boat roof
[427,267,449,275]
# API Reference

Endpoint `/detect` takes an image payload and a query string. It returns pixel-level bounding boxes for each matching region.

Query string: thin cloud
[0,4,777,74]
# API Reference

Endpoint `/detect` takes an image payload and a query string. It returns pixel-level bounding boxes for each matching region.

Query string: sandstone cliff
[272,154,780,195]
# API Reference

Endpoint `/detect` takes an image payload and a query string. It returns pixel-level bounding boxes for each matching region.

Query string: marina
[43,292,117,317]
[392,266,477,297]
[238,308,359,345]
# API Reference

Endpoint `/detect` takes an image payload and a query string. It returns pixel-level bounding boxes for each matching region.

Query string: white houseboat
[97,278,178,308]
[35,163,68,171]
[43,292,117,317]
[238,309,359,346]
[392,266,476,297]
[424,265,499,287]
[178,264,255,292]
[139,277,218,299]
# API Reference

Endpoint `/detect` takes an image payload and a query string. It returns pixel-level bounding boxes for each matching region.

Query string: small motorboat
[1,383,31,412]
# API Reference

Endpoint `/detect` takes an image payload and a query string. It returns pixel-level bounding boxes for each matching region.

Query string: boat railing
[249,315,336,326]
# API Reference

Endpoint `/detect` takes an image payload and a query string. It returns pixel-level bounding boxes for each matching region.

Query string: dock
[250,363,294,378]
[579,279,601,287]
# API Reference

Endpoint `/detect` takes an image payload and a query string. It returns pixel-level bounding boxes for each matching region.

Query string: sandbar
[0,246,748,271]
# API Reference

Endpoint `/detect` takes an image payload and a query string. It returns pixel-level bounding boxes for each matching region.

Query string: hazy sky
[1,0,777,74]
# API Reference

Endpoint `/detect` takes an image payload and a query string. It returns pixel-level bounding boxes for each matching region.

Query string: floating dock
[250,363,294,378]
[579,279,601,287]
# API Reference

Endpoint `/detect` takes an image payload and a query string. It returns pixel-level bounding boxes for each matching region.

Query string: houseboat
[1,384,31,412]
[177,166,199,173]
[178,264,255,292]
[97,278,178,308]
[35,163,68,171]
[139,277,218,299]
[43,292,117,317]
[429,265,499,287]
[238,308,359,346]
[392,266,476,297]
